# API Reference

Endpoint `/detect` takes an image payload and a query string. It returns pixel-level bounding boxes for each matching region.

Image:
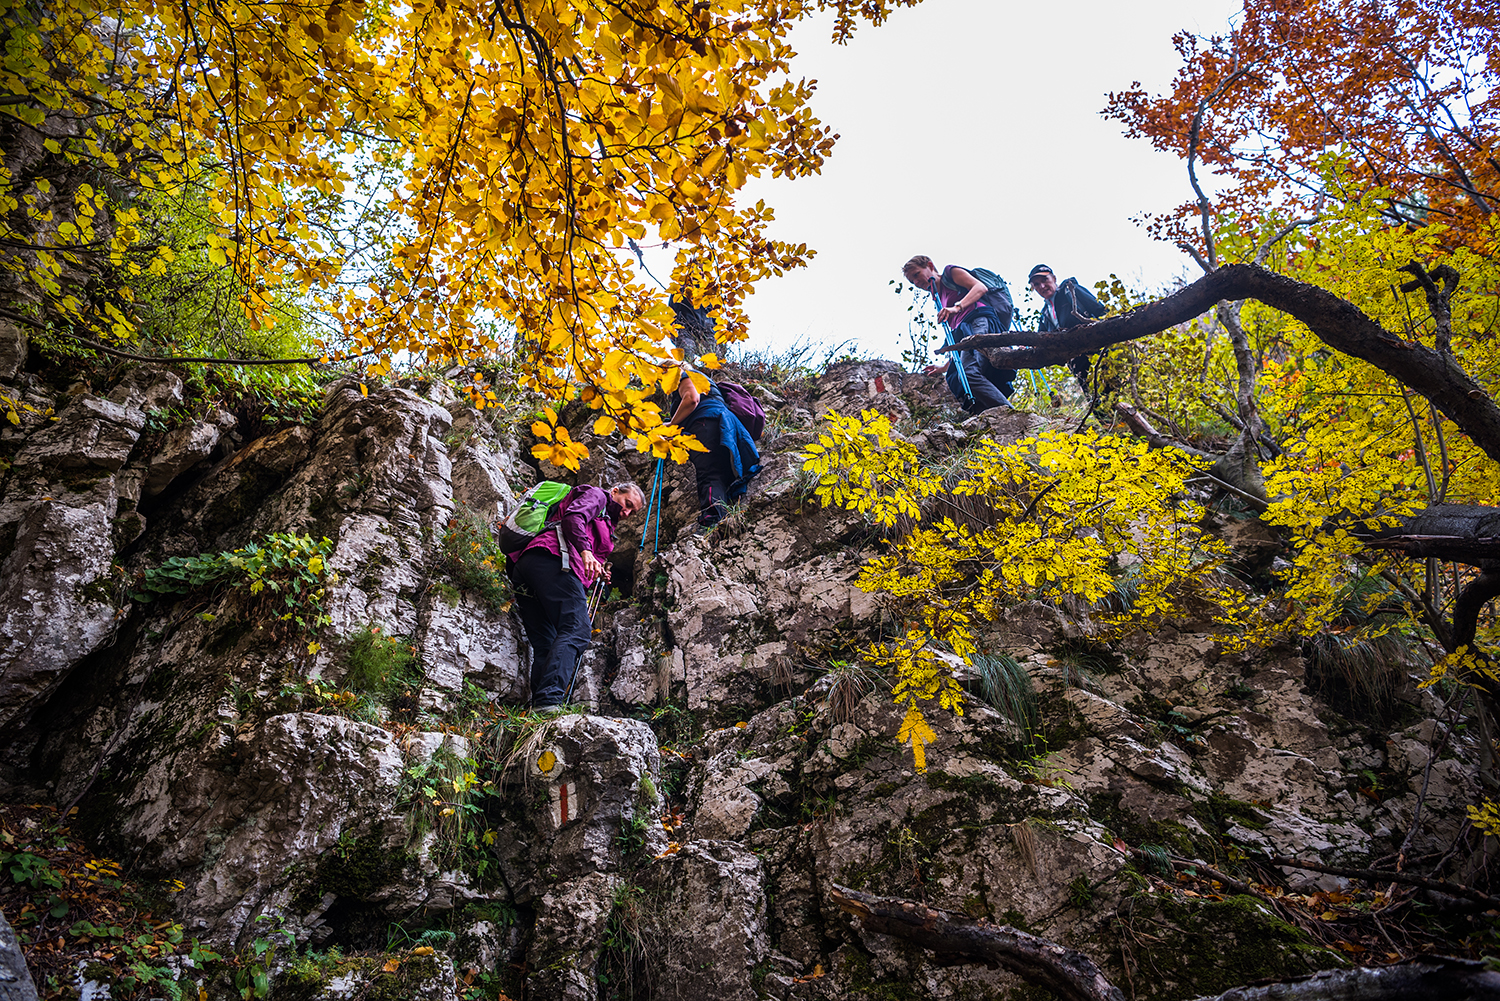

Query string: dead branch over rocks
[828,883,1126,1001]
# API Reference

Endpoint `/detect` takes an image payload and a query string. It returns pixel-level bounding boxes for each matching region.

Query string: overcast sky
[656,0,1244,362]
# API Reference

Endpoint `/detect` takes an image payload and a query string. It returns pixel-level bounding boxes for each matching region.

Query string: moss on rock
[1119,893,1343,1000]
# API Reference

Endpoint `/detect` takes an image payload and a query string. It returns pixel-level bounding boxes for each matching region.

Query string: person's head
[610,482,646,518]
[1028,264,1058,301]
[902,254,939,291]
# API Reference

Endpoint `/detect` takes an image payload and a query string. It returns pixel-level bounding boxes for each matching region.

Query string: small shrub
[1067,875,1095,909]
[615,813,650,855]
[277,676,382,725]
[0,804,222,998]
[441,507,511,613]
[131,532,336,644]
[599,882,656,999]
[343,625,419,695]
[825,659,882,724]
[400,745,493,872]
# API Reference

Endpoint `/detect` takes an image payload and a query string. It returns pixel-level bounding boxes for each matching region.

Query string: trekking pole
[640,458,662,549]
[931,290,976,408]
[643,457,664,554]
[563,578,608,705]
[653,468,663,554]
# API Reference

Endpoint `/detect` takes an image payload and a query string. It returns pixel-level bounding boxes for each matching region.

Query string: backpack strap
[550,487,574,572]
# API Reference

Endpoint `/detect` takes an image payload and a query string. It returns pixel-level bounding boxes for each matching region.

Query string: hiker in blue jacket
[902,255,1013,414]
[670,367,761,527]
[1029,264,1108,393]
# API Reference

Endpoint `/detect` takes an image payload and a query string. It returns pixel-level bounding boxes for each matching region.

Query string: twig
[1265,856,1500,908]
[1398,691,1465,868]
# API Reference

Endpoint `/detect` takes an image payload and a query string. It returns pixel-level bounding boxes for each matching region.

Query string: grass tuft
[974,653,1039,745]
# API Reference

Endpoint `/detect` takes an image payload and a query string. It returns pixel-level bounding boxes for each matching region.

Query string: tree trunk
[1358,504,1500,564]
[943,264,1500,465]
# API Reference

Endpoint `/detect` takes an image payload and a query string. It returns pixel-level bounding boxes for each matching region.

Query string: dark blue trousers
[511,550,590,708]
[946,314,1014,412]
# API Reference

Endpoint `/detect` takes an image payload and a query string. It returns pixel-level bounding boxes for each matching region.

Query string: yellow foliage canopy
[0,0,918,459]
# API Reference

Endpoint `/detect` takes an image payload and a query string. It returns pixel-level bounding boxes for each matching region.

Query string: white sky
[649,0,1244,361]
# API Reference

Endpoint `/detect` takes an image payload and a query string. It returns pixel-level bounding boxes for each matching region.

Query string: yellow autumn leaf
[896,703,937,773]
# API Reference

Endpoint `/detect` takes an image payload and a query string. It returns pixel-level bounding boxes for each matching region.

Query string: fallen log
[827,883,1125,1001]
[1191,958,1500,1000]
[830,883,1500,1001]
[1356,503,1500,564]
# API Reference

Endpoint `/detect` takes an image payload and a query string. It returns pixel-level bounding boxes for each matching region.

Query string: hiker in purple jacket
[512,482,644,708]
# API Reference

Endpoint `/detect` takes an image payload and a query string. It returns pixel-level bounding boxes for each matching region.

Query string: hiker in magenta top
[902,255,1014,414]
[512,482,644,708]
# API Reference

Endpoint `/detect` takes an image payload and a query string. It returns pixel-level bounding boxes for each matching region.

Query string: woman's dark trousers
[684,416,735,526]
[945,314,1012,412]
[511,549,590,708]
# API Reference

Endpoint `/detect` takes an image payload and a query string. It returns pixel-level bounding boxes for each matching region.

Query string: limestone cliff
[0,338,1480,1000]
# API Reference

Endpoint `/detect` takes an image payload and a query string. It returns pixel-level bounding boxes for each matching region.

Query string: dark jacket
[1038,277,1106,332]
[520,485,616,586]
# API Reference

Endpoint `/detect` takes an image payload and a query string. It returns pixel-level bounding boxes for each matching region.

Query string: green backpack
[497,481,572,561]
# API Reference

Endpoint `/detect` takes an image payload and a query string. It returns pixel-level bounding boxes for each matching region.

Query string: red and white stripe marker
[549,781,578,828]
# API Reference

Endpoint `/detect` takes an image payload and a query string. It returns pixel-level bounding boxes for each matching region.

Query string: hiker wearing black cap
[1029,265,1107,393]
[511,482,644,708]
[903,255,1014,414]
[670,366,761,528]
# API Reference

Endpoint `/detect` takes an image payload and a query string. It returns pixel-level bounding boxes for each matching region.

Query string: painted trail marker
[549,781,579,828]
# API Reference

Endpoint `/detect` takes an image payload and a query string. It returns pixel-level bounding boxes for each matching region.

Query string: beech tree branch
[1191,958,1500,1001]
[1357,504,1500,564]
[941,263,1500,465]
[828,884,1124,1001]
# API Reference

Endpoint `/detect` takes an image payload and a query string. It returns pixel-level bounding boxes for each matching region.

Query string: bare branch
[1265,854,1500,909]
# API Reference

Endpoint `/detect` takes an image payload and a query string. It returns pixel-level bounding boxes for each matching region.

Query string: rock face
[0,358,1477,1000]
[0,909,39,1001]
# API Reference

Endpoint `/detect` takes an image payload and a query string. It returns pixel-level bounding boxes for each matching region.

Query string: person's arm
[557,486,606,556]
[922,358,952,375]
[1074,282,1107,320]
[668,370,702,425]
[936,268,986,325]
